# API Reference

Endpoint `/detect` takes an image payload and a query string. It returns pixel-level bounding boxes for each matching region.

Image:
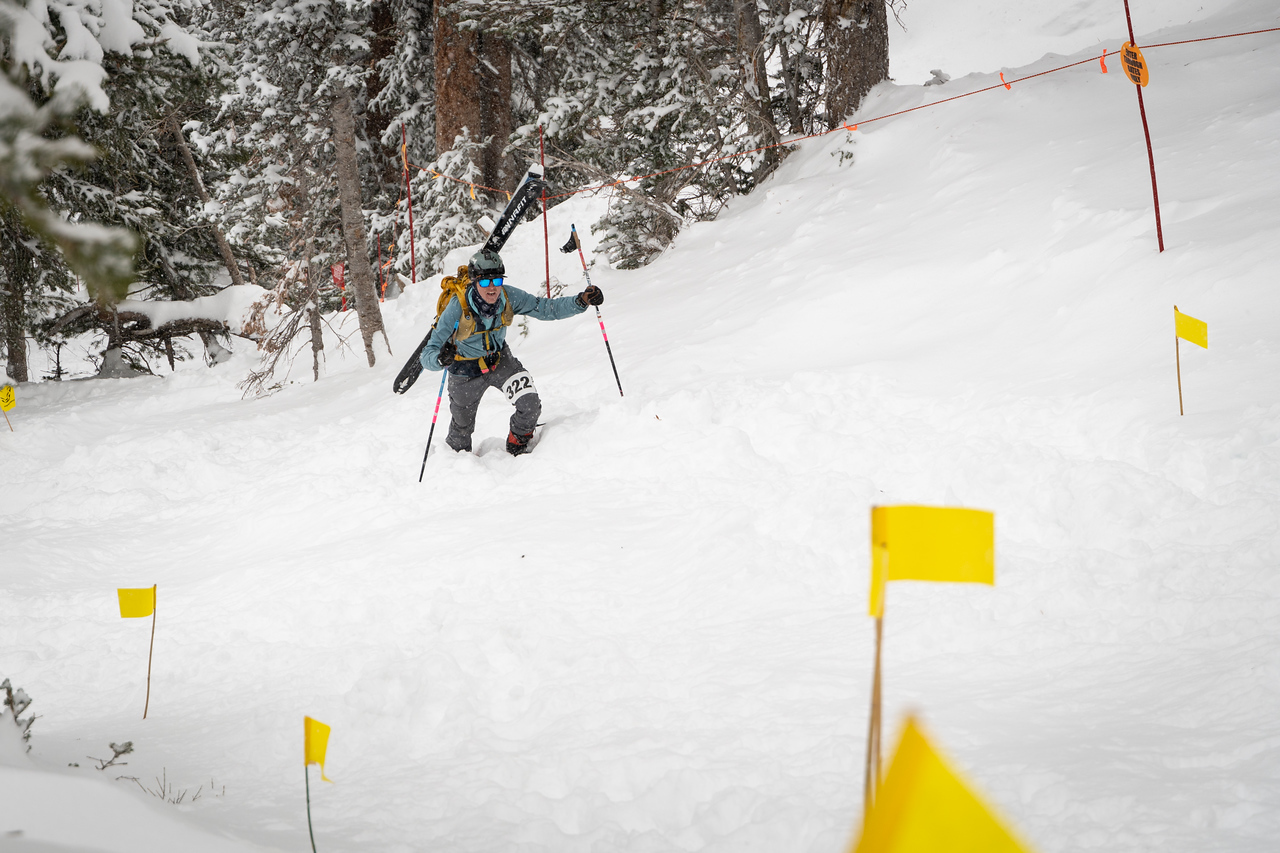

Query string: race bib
[501,371,537,403]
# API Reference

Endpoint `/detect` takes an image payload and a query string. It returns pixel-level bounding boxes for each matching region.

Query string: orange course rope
[1142,25,1280,49]
[542,24,1280,200]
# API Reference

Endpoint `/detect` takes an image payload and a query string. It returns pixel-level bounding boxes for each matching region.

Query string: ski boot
[506,430,533,456]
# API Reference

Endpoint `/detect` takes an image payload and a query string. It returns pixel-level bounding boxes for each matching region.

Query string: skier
[419,248,604,456]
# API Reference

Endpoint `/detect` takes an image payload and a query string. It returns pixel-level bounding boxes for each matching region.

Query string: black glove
[576,285,603,307]
[437,340,457,368]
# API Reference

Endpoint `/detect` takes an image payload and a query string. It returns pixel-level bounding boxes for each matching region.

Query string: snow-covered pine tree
[764,0,825,135]
[43,12,240,374]
[226,0,387,367]
[460,0,793,268]
[0,0,224,379]
[400,134,493,278]
[454,0,895,269]
[364,0,436,288]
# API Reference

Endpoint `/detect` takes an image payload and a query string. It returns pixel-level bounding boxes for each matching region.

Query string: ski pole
[418,322,457,481]
[563,224,624,397]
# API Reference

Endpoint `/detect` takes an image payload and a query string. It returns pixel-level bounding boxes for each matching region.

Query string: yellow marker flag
[304,716,333,782]
[117,587,156,618]
[401,142,409,172]
[469,183,476,200]
[869,506,994,617]
[853,717,1033,853]
[0,384,15,412]
[1175,308,1207,349]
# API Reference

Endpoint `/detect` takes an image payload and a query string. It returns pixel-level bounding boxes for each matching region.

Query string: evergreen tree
[5,0,902,382]
[457,0,796,267]
[221,0,390,366]
[0,0,213,379]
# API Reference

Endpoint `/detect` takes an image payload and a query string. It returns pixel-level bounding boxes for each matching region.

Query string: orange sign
[1121,42,1149,86]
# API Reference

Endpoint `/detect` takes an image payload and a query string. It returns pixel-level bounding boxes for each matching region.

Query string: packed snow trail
[4,2,1280,851]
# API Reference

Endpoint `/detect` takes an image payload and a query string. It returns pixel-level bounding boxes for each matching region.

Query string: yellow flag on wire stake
[303,716,331,853]
[304,716,333,782]
[118,587,156,618]
[117,585,158,718]
[869,506,995,617]
[1174,308,1207,349]
[1,384,15,432]
[853,717,1034,853]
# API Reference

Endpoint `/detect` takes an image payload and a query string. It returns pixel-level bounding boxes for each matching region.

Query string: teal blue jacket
[419,285,586,372]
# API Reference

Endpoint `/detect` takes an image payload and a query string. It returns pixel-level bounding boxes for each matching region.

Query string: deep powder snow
[3,2,1280,851]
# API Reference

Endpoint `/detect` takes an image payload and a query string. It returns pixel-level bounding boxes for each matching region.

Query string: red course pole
[541,125,551,297]
[402,125,418,284]
[1123,0,1165,252]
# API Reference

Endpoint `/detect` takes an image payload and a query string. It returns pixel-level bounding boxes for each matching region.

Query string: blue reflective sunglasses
[476,276,504,288]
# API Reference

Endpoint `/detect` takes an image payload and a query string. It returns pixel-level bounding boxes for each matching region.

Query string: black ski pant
[445,344,540,452]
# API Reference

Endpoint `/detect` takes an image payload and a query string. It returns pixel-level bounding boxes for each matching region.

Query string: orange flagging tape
[404,160,509,196]
[1101,48,1109,73]
[1000,72,1011,90]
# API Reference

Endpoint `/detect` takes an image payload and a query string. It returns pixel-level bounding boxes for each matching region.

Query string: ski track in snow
[5,2,1280,851]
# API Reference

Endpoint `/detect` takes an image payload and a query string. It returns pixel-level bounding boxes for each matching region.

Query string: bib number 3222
[501,371,537,403]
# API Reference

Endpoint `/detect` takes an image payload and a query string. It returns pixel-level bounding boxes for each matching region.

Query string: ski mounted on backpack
[392,164,548,395]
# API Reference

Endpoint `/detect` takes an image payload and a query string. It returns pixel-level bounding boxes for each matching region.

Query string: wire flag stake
[303,716,333,853]
[117,585,158,719]
[562,225,624,397]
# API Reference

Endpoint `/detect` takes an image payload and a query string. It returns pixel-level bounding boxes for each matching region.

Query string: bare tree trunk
[2,208,33,382]
[434,6,515,192]
[308,274,324,381]
[435,8,483,158]
[821,0,889,129]
[478,30,515,191]
[774,0,807,134]
[168,117,246,289]
[735,0,781,174]
[1,281,28,383]
[365,0,398,185]
[331,89,386,367]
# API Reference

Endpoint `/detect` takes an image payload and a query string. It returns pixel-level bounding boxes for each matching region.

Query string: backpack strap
[450,287,513,375]
[454,286,512,344]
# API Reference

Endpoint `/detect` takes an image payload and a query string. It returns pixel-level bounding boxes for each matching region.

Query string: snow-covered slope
[4,2,1280,851]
